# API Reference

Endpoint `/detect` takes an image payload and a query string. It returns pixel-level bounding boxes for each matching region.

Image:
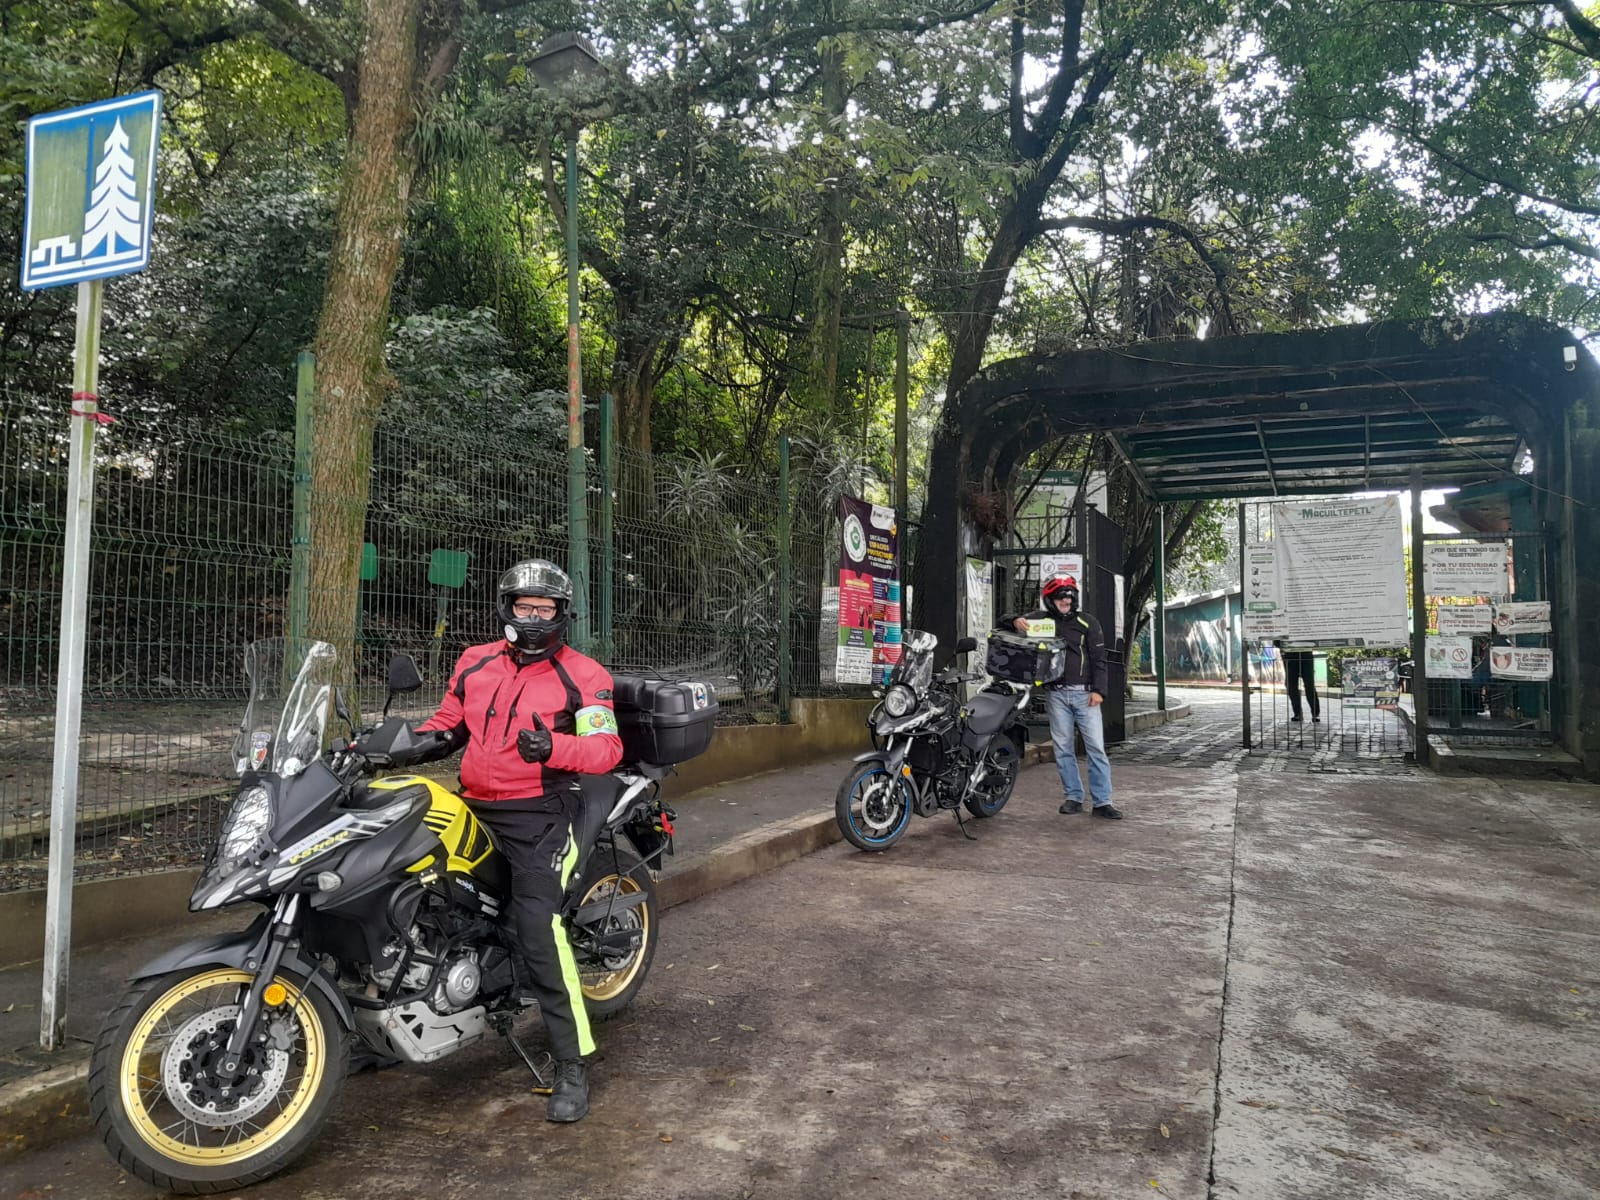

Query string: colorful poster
[1436,604,1492,636]
[837,496,900,685]
[1423,542,1511,598]
[1425,635,1474,680]
[1489,646,1553,681]
[1342,656,1400,708]
[1491,601,1551,636]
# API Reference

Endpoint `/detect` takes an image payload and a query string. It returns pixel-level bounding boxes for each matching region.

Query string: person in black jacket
[1001,575,1121,819]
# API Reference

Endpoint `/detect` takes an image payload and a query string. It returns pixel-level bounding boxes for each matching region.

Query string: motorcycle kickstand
[951,803,978,841]
[488,1011,555,1094]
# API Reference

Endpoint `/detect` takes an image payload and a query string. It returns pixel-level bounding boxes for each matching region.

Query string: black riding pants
[1284,651,1319,719]
[469,804,595,1061]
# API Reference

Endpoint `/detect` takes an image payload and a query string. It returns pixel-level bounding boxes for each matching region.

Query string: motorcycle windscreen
[235,638,337,778]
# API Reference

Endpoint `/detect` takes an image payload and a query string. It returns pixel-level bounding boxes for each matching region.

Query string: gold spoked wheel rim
[119,969,327,1166]
[578,873,650,1002]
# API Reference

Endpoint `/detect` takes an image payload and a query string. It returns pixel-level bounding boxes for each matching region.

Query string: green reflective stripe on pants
[552,828,596,1057]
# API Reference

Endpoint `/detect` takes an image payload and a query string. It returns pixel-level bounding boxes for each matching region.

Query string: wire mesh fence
[0,390,847,889]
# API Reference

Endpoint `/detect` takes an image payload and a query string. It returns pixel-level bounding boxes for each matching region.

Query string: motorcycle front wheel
[573,846,659,1021]
[964,733,1022,818]
[90,966,348,1195]
[835,760,913,851]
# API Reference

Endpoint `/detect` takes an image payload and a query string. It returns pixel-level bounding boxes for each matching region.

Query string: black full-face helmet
[497,559,574,663]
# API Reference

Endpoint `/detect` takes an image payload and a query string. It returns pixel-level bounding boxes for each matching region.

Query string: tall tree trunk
[306,0,420,667]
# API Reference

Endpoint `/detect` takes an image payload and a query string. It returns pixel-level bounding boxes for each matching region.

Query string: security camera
[1565,345,1578,372]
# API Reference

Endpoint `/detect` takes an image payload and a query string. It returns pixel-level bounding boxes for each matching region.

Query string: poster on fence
[836,496,900,685]
[1265,497,1409,646]
[965,558,994,643]
[1342,656,1401,708]
[1423,542,1511,597]
[1491,601,1551,636]
[1436,604,1492,635]
[1489,646,1553,681]
[1425,635,1474,680]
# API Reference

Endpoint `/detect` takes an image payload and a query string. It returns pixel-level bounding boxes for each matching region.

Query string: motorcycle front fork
[217,893,302,1077]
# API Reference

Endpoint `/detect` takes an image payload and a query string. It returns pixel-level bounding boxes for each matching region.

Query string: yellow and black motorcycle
[89,639,713,1194]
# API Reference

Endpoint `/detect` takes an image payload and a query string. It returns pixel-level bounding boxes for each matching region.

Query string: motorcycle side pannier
[985,631,1067,686]
[610,675,719,765]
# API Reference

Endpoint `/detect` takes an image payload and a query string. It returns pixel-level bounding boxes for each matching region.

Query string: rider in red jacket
[415,558,620,1123]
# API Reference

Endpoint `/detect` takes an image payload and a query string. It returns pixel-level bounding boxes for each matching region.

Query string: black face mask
[503,614,567,662]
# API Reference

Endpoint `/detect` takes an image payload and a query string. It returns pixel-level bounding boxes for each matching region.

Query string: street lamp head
[529,32,606,92]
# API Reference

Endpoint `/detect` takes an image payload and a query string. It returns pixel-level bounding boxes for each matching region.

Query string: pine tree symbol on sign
[81,117,143,262]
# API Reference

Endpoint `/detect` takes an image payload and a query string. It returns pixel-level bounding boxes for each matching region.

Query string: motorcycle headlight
[882,684,916,718]
[215,784,273,874]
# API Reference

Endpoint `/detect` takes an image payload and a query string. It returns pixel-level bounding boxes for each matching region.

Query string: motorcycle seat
[571,774,624,878]
[965,690,1015,736]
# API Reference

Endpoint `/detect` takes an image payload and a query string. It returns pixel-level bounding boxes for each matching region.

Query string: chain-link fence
[1,390,845,889]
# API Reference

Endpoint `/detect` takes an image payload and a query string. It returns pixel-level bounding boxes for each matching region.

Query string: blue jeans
[1046,687,1112,806]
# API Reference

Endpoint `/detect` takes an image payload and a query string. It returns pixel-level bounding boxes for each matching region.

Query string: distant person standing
[1276,641,1320,723]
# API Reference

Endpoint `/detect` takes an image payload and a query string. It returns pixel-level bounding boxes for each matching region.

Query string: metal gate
[1418,530,1556,748]
[1239,499,1414,769]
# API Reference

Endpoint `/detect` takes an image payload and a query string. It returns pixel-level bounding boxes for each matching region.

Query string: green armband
[575,704,618,735]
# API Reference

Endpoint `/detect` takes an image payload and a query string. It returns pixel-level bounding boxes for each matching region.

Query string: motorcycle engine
[366,925,482,1014]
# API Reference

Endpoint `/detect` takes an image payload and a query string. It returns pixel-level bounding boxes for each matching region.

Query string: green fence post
[778,434,793,724]
[598,392,615,655]
[1154,503,1167,711]
[288,352,314,654]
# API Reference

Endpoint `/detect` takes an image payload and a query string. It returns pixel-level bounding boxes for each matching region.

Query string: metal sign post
[23,90,162,1050]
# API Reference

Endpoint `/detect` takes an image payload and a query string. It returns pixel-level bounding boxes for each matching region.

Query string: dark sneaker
[1288,715,1303,723]
[1090,804,1123,820]
[1059,798,1084,814]
[547,1058,590,1123]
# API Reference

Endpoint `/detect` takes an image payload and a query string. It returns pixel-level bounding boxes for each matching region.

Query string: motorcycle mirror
[333,687,356,738]
[954,637,978,654]
[387,655,424,694]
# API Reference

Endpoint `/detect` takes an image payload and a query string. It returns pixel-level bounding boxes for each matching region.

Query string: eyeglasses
[511,600,559,618]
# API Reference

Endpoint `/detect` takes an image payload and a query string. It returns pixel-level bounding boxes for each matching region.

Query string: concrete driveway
[3,749,1596,1199]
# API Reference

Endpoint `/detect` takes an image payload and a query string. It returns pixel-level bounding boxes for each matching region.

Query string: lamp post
[530,32,605,650]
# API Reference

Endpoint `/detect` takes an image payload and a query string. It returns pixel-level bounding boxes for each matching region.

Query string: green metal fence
[0,386,849,890]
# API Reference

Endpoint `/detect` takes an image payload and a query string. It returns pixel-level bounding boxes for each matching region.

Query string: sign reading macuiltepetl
[23,91,162,290]
[1488,646,1553,681]
[1272,496,1408,646]
[836,496,899,685]
[1491,601,1551,636]
[1425,635,1474,680]
[1422,542,1510,598]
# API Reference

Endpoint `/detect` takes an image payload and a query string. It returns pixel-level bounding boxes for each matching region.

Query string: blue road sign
[21,91,163,291]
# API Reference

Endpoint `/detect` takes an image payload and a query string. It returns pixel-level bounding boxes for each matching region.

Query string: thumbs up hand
[517,712,554,763]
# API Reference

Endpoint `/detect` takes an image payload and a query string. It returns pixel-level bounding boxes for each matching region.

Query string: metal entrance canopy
[917,313,1600,775]
[944,314,1580,503]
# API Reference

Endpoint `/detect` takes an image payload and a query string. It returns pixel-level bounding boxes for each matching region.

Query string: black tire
[964,733,1021,818]
[835,760,913,852]
[571,846,659,1021]
[89,966,348,1195]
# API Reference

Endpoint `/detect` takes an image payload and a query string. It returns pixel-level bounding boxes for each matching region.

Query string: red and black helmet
[1042,575,1078,605]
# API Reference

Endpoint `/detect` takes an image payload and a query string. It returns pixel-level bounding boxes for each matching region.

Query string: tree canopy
[3,0,1595,604]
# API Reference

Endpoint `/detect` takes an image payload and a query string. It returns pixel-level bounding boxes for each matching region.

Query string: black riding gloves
[516,712,554,764]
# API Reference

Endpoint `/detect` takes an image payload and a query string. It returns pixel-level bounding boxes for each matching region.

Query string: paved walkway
[5,746,1597,1198]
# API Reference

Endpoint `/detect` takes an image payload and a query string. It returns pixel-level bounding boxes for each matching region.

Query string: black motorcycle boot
[546,1058,590,1123]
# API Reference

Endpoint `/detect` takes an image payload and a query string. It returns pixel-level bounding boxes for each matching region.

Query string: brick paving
[1115,686,1419,776]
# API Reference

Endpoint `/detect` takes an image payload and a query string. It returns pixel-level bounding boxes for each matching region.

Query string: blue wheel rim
[848,768,909,844]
